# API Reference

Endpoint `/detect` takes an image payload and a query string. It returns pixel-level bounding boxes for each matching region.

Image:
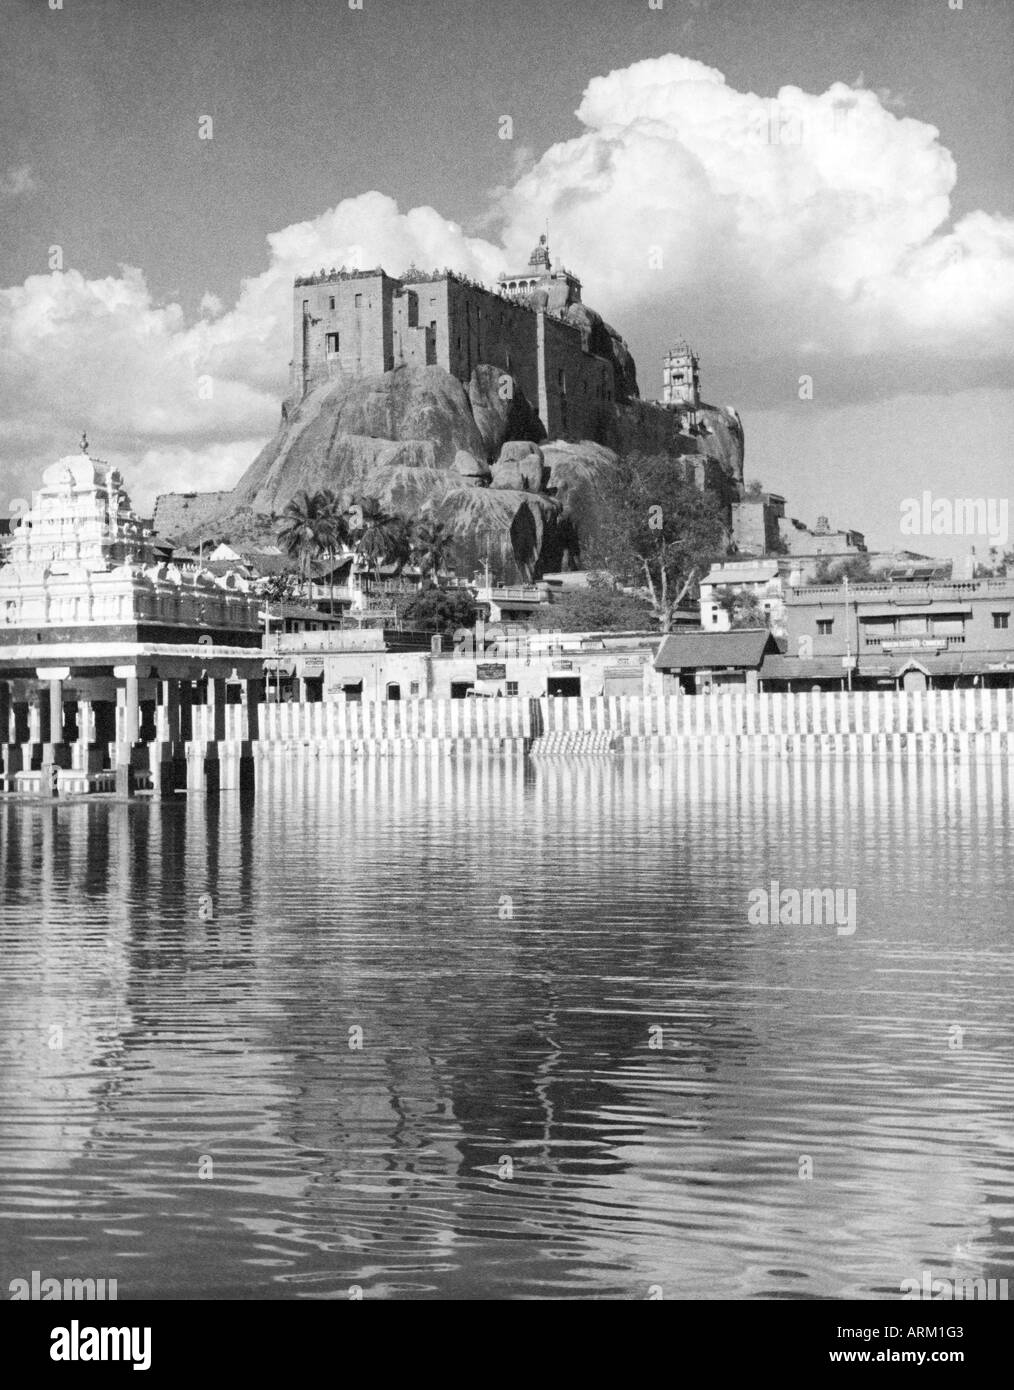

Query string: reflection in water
[1,754,1012,1299]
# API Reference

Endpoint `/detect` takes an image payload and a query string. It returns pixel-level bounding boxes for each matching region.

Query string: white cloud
[494,54,1014,363]
[2,55,1012,510]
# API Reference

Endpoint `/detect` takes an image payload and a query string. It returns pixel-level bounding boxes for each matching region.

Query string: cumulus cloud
[0,195,504,508]
[2,55,1012,509]
[495,54,1014,371]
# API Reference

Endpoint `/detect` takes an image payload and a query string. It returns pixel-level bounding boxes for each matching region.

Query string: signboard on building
[476,663,506,681]
[882,639,945,653]
[302,656,325,674]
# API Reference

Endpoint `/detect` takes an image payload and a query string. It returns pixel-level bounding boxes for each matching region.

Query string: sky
[1,0,1012,560]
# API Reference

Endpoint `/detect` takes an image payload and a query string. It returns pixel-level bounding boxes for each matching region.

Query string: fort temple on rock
[290,235,641,444]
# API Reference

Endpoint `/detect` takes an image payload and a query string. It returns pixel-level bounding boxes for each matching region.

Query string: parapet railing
[177,687,1013,744]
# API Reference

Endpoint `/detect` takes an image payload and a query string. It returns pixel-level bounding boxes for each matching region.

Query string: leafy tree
[257,572,304,604]
[532,580,656,632]
[395,586,476,634]
[582,453,729,629]
[717,587,769,629]
[974,546,1013,578]
[808,553,873,585]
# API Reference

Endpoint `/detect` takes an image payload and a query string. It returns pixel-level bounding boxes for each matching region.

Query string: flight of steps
[528,730,617,757]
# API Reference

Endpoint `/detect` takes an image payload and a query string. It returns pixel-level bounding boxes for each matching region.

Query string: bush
[533,584,656,633]
[396,587,477,633]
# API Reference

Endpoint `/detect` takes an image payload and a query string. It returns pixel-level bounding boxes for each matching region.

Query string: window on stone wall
[817,619,833,635]
[993,612,1010,629]
[326,332,340,354]
[354,293,363,308]
[329,297,335,310]
[506,681,519,696]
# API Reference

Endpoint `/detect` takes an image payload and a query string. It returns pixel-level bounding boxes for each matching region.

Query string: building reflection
[0,751,1011,1295]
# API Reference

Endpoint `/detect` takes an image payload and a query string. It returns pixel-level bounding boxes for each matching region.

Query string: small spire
[80,432,89,454]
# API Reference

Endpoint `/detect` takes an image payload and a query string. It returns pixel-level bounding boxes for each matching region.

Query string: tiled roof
[655,629,775,670]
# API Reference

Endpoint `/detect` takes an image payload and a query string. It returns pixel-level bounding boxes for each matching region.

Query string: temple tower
[663,341,701,409]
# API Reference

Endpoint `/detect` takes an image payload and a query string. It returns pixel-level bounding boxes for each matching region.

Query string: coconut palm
[386,515,415,576]
[349,496,401,583]
[413,518,454,586]
[277,491,336,605]
[315,487,350,614]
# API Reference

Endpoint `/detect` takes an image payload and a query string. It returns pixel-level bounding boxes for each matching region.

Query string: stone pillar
[48,679,63,744]
[151,680,186,800]
[161,680,182,745]
[124,674,140,743]
[38,667,72,770]
[246,679,265,741]
[0,682,13,786]
[73,698,104,775]
[28,696,42,745]
[113,667,142,797]
[207,678,227,741]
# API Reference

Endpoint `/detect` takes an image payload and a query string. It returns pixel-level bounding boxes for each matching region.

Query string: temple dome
[41,454,109,491]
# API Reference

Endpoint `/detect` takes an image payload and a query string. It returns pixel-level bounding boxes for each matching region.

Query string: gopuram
[0,447,264,797]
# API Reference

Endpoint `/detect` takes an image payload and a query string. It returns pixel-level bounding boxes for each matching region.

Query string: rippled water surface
[1,754,1013,1300]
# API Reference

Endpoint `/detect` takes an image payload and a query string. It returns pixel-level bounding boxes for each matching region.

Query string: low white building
[700,559,787,636]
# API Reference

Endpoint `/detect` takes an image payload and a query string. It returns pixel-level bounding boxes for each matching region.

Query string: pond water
[1,754,1012,1299]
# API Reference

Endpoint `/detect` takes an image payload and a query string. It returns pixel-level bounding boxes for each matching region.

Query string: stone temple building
[0,450,264,795]
[290,236,623,442]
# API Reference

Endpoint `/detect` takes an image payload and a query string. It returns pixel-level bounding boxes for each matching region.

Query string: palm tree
[349,496,400,585]
[277,491,335,605]
[413,518,454,587]
[386,515,415,576]
[315,488,350,614]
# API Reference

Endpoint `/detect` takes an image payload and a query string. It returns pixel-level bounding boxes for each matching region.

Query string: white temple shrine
[0,449,265,796]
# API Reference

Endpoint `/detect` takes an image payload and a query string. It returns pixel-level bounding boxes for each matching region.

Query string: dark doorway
[450,682,474,699]
[386,682,401,701]
[547,676,581,697]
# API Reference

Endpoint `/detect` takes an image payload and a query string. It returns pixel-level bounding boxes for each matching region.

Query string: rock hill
[163,361,744,583]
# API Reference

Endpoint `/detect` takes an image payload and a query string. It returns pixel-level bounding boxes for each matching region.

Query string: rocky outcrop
[616,398,745,486]
[230,365,486,513]
[159,352,744,584]
[435,486,570,583]
[541,441,622,569]
[490,441,546,492]
[453,449,491,487]
[467,364,544,461]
